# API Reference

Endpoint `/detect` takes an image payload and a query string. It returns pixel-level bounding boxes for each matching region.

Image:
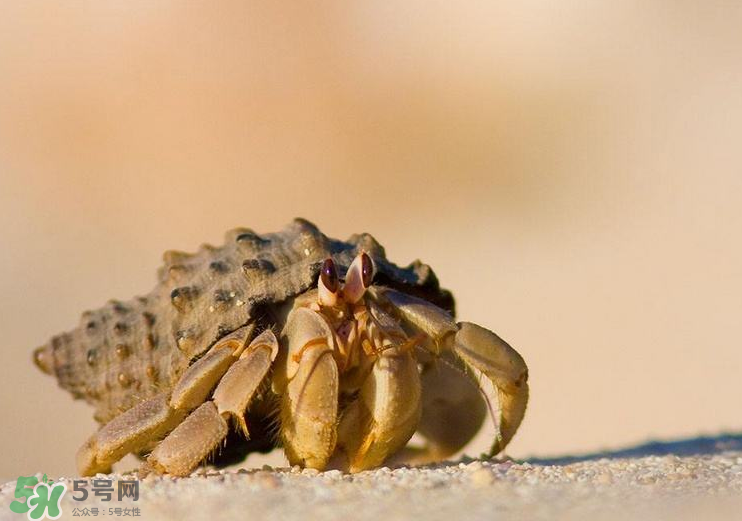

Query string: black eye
[361,253,374,287]
[320,258,339,293]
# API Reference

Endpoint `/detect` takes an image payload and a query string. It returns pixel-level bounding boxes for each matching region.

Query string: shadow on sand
[527,433,742,466]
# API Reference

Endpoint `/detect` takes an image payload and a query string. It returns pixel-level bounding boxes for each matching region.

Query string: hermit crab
[33,219,528,476]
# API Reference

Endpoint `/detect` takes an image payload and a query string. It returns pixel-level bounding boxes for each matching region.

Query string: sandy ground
[2,437,741,521]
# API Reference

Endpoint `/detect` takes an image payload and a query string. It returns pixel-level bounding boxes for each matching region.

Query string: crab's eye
[343,252,372,304]
[318,258,339,307]
[320,258,339,293]
[361,252,374,287]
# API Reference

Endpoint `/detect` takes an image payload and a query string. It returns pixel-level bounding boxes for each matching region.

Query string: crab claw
[277,307,339,469]
[337,344,422,472]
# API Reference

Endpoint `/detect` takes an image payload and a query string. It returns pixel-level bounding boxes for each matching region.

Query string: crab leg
[450,322,528,455]
[337,344,422,472]
[76,325,254,476]
[276,307,339,469]
[390,352,487,466]
[147,401,228,476]
[213,330,279,437]
[76,393,185,475]
[147,329,279,476]
[373,287,529,456]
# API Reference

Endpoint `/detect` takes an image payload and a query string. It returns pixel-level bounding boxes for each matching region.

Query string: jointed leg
[372,287,529,457]
[147,401,227,476]
[76,393,184,475]
[77,325,256,476]
[147,330,279,476]
[389,352,487,466]
[450,322,528,455]
[213,329,279,436]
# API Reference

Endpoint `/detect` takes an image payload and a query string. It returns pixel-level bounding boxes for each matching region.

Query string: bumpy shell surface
[37,218,453,424]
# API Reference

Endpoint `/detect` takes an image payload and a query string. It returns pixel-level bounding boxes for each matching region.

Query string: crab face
[307,253,412,363]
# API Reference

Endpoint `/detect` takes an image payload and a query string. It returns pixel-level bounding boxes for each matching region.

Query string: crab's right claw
[450,322,528,455]
[277,307,339,469]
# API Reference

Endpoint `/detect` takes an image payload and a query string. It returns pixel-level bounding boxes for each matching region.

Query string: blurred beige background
[1,1,741,482]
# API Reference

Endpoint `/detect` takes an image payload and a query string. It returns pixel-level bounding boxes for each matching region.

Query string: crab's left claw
[337,345,422,472]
